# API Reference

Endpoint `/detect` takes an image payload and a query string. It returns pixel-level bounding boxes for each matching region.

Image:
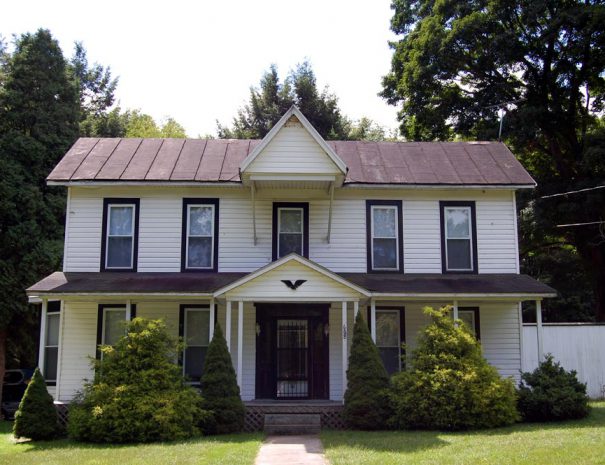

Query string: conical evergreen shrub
[13,368,60,440]
[343,311,391,430]
[389,306,519,430]
[200,323,245,434]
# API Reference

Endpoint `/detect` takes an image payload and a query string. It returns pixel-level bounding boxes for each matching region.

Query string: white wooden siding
[64,187,519,274]
[245,125,341,175]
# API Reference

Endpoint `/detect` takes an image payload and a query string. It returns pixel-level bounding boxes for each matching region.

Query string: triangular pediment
[240,106,347,183]
[214,254,369,300]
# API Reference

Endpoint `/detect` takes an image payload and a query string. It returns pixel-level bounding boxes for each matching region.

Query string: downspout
[327,181,334,243]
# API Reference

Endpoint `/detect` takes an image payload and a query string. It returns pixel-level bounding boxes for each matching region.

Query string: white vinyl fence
[523,324,605,399]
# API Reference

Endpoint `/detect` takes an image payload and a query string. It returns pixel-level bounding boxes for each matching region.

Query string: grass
[0,421,263,465]
[321,401,605,465]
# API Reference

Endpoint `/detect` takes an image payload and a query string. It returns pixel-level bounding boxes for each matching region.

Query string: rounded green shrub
[13,368,60,440]
[343,311,392,430]
[389,306,519,430]
[200,323,245,434]
[518,354,590,422]
[68,318,210,443]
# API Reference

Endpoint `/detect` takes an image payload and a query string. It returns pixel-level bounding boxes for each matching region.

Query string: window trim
[366,200,404,273]
[181,198,220,272]
[272,202,309,260]
[96,304,136,359]
[42,301,61,386]
[178,304,212,384]
[100,198,140,272]
[458,306,481,340]
[367,306,405,372]
[439,201,478,274]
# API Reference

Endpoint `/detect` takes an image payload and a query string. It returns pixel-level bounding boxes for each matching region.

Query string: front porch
[243,400,345,432]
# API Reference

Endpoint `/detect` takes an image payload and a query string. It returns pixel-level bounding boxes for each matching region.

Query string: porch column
[370,299,376,342]
[209,298,215,341]
[38,298,48,370]
[453,300,459,325]
[353,300,359,317]
[342,301,348,397]
[237,300,244,389]
[536,300,544,361]
[126,300,132,320]
[225,300,232,351]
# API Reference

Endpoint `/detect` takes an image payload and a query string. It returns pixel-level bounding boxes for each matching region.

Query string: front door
[256,304,329,399]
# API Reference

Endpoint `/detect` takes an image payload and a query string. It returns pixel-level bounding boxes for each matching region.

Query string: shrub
[68,318,210,443]
[343,311,391,430]
[389,306,519,430]
[517,354,590,422]
[200,323,245,434]
[13,368,60,440]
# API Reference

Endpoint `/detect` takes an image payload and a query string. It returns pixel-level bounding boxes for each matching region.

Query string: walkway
[254,435,329,465]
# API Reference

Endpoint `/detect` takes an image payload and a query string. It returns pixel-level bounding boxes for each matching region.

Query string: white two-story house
[27,106,555,421]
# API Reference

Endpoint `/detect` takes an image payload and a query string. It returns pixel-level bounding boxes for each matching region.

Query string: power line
[556,220,605,228]
[541,185,605,199]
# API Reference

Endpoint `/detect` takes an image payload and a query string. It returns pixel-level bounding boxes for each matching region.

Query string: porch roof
[27,270,556,299]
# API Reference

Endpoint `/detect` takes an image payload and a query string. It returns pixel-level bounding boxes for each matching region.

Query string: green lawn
[322,401,605,465]
[0,422,263,465]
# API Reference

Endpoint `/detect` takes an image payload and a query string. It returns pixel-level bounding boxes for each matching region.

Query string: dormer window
[440,201,478,273]
[181,199,219,272]
[272,203,309,260]
[101,199,140,271]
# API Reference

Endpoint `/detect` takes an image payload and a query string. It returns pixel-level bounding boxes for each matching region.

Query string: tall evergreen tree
[0,29,79,414]
[382,0,605,320]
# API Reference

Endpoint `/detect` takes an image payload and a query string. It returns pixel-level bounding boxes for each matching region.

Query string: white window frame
[185,204,215,270]
[182,307,211,382]
[375,309,402,372]
[101,307,127,347]
[42,307,61,383]
[444,206,474,272]
[105,204,136,270]
[370,205,400,271]
[277,207,304,258]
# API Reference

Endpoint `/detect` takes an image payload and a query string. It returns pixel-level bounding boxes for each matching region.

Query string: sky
[1,0,401,137]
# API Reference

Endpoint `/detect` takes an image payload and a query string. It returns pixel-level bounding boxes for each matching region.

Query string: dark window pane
[279,209,302,233]
[184,347,206,381]
[379,347,400,375]
[447,239,471,270]
[46,313,60,346]
[279,233,302,257]
[188,237,212,268]
[107,237,133,268]
[373,238,397,269]
[376,312,399,346]
[44,347,58,381]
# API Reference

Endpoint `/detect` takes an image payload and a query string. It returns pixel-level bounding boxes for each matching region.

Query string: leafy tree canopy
[382,0,605,320]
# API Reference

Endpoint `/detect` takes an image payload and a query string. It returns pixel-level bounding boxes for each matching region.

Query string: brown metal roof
[28,271,555,297]
[48,138,535,186]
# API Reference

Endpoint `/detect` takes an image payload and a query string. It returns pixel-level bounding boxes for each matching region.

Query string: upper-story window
[366,200,403,272]
[101,199,140,271]
[182,198,219,272]
[272,203,309,260]
[440,201,478,273]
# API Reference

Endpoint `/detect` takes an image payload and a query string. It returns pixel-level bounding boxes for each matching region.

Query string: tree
[0,29,79,417]
[382,0,605,320]
[218,62,350,140]
[343,311,391,430]
[13,367,60,440]
[389,306,518,430]
[68,318,208,443]
[199,324,245,434]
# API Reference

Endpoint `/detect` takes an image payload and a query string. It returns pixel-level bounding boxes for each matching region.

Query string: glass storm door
[276,319,309,398]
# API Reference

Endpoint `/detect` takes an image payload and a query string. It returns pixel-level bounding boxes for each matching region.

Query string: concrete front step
[264,414,321,435]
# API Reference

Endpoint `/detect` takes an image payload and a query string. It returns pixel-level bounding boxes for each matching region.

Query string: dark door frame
[255,303,330,400]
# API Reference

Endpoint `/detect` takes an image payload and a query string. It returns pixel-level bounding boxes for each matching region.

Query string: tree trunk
[0,329,6,420]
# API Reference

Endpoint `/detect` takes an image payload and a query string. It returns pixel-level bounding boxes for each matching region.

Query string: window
[369,307,405,375]
[366,200,403,272]
[272,203,309,260]
[182,199,219,271]
[101,198,140,271]
[179,306,211,383]
[458,307,481,340]
[96,304,135,358]
[440,201,478,273]
[43,301,61,385]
